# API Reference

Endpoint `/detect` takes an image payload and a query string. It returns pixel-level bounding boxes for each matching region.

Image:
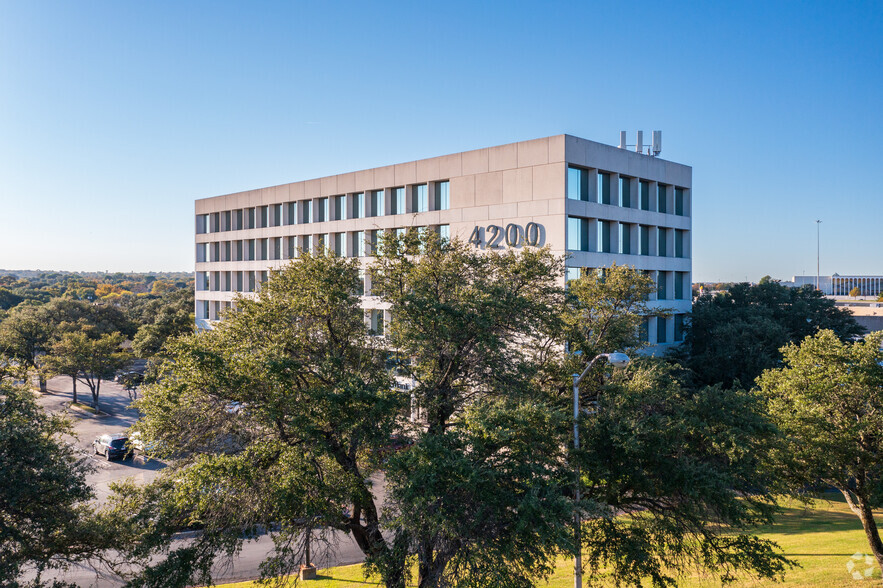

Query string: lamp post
[571,351,630,588]
[816,220,821,292]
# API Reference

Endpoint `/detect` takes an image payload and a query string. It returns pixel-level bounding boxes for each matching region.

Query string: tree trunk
[71,375,77,404]
[38,374,47,393]
[840,489,883,572]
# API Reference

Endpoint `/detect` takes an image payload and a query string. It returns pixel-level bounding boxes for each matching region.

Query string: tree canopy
[0,382,110,587]
[107,238,794,588]
[685,281,864,388]
[758,330,883,572]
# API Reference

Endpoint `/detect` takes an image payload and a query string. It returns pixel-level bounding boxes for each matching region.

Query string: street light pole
[571,352,630,588]
[816,220,821,292]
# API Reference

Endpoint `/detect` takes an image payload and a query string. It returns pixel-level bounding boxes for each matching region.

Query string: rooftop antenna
[618,131,662,157]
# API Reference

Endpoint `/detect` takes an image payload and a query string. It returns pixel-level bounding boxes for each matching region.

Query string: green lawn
[214,493,882,587]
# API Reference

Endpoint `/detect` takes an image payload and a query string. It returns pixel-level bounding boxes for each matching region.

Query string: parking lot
[36,375,166,505]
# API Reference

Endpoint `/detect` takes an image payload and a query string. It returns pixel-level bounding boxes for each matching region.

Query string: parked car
[116,372,144,386]
[93,433,132,460]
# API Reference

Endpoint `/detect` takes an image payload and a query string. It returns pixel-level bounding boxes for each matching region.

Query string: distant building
[785,275,883,297]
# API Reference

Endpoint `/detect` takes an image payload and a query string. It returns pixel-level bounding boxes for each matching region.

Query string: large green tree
[369,233,572,587]
[0,382,110,587]
[758,330,883,572]
[686,280,864,387]
[0,305,53,392]
[109,239,794,588]
[109,251,406,588]
[45,331,128,411]
[577,361,792,586]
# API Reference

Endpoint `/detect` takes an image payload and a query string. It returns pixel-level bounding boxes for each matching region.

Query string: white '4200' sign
[468,222,545,249]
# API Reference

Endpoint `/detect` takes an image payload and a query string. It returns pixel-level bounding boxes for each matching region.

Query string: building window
[435,181,450,210]
[657,184,668,214]
[210,212,220,233]
[675,188,686,216]
[437,224,450,242]
[196,243,206,263]
[371,190,384,217]
[413,184,428,213]
[598,172,611,205]
[620,177,631,207]
[302,200,312,224]
[222,210,231,231]
[392,187,405,214]
[354,192,365,219]
[196,271,207,291]
[675,230,685,258]
[272,237,281,260]
[639,318,649,343]
[639,225,650,255]
[657,272,667,300]
[369,309,384,336]
[287,236,296,259]
[353,231,366,257]
[565,267,582,283]
[286,202,296,225]
[317,198,329,222]
[257,206,267,228]
[210,242,219,262]
[259,238,268,261]
[598,220,613,253]
[657,228,667,257]
[234,209,243,230]
[567,216,590,252]
[235,271,243,292]
[567,166,589,201]
[640,181,650,211]
[246,208,256,229]
[675,271,686,299]
[196,214,208,234]
[271,204,281,227]
[620,224,631,255]
[334,195,346,220]
[656,316,667,344]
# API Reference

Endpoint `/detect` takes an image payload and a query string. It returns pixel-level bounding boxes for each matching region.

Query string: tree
[850,286,861,298]
[0,305,53,392]
[109,251,406,588]
[131,289,194,357]
[758,330,883,572]
[370,233,572,587]
[686,281,864,387]
[111,240,794,588]
[576,360,792,585]
[0,382,110,586]
[46,331,128,411]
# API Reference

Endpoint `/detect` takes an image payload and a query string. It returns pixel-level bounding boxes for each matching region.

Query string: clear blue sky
[1,0,880,281]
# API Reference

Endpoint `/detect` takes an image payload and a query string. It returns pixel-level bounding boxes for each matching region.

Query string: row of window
[567,217,689,258]
[639,315,686,344]
[196,182,451,234]
[196,225,451,264]
[567,166,688,215]
[565,267,691,301]
[199,292,684,344]
[198,298,384,332]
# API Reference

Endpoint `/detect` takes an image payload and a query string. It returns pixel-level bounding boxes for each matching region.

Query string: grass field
[215,493,882,587]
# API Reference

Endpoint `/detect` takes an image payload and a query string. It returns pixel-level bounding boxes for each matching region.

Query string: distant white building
[784,275,883,297]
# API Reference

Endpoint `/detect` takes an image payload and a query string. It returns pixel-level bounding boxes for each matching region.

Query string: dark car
[93,433,131,460]
[116,372,144,386]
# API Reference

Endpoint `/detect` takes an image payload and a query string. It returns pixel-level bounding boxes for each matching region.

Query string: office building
[194,134,692,347]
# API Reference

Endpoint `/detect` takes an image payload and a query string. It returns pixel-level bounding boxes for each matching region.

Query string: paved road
[35,376,372,587]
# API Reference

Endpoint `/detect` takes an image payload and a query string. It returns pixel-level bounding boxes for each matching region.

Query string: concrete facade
[194,134,692,348]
